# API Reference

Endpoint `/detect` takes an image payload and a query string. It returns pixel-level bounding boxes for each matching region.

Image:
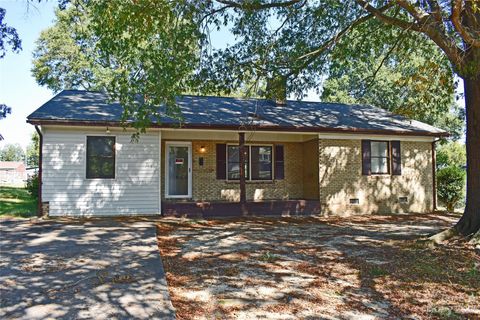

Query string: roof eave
[26,119,450,138]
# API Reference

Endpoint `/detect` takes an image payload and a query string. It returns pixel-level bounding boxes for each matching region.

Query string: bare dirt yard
[157,213,479,320]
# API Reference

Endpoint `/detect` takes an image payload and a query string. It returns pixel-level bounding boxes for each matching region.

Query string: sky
[0,0,58,149]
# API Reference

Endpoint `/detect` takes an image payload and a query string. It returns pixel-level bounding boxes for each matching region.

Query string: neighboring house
[27,90,447,217]
[0,161,27,185]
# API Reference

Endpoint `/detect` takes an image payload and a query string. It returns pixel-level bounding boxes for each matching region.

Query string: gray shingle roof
[27,90,446,136]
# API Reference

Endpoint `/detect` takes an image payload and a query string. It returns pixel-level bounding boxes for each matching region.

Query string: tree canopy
[0,7,20,140]
[32,6,111,92]
[33,1,463,137]
[0,143,25,162]
[26,132,39,167]
[0,7,21,59]
[320,18,464,139]
[437,141,467,169]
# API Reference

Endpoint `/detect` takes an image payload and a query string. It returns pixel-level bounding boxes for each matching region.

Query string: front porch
[160,129,321,217]
[162,199,321,218]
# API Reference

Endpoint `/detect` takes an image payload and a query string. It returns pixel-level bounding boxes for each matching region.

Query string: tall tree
[32,5,113,92]
[0,7,20,140]
[0,7,21,58]
[0,104,12,141]
[33,0,197,137]
[26,132,39,167]
[350,0,479,237]
[0,143,25,162]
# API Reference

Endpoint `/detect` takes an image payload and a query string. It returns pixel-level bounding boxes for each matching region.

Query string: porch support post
[239,132,248,215]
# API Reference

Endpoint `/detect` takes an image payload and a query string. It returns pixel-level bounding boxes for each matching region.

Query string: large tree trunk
[454,76,480,236]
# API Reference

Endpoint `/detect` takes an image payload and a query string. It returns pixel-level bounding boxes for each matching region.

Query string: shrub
[26,172,39,198]
[437,166,465,212]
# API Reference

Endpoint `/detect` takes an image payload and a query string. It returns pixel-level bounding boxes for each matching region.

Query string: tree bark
[239,132,248,215]
[454,75,480,236]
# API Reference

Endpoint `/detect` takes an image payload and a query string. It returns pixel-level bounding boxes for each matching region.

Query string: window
[86,136,115,179]
[251,146,272,180]
[227,145,249,180]
[349,198,360,204]
[370,141,389,174]
[398,197,408,203]
[226,145,273,181]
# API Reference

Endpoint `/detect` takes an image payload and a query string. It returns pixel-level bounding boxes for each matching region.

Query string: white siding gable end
[42,128,160,216]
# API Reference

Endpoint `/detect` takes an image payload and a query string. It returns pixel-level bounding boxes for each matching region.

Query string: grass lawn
[157,214,479,319]
[0,187,37,218]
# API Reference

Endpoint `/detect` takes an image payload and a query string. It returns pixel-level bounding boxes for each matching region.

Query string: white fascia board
[39,124,436,142]
[317,133,435,142]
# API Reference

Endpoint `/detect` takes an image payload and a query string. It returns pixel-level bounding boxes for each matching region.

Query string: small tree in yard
[437,166,466,212]
[26,172,39,199]
[26,132,40,167]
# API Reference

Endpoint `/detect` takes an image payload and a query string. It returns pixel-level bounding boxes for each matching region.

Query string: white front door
[165,142,192,198]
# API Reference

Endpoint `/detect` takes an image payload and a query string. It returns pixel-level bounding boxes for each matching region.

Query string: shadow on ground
[158,213,479,319]
[0,218,175,320]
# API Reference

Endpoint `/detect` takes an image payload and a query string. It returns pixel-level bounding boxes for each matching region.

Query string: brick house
[27,90,446,217]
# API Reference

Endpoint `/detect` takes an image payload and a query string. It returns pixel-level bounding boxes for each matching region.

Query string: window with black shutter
[274,145,284,180]
[217,144,279,180]
[361,140,371,176]
[216,144,227,179]
[391,141,402,175]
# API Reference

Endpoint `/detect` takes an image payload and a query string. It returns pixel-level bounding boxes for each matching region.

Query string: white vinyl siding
[42,128,160,216]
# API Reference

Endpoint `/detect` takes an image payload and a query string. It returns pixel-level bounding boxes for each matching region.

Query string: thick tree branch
[214,0,302,10]
[355,0,421,31]
[200,5,232,25]
[355,0,464,76]
[425,0,444,24]
[395,0,430,23]
[287,3,394,77]
[451,0,480,47]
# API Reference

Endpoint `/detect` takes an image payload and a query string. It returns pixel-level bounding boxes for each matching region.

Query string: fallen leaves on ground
[157,214,479,319]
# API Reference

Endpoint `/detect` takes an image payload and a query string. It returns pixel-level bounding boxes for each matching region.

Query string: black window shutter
[216,144,227,179]
[274,145,285,180]
[361,140,371,176]
[391,140,402,175]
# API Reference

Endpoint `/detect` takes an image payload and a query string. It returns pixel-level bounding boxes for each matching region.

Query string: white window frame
[165,141,192,198]
[226,143,274,181]
[370,140,390,175]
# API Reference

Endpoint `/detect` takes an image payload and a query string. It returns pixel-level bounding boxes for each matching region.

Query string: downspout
[432,138,440,211]
[34,125,43,217]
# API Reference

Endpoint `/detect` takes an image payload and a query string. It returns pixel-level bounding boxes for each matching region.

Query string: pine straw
[157,215,479,319]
